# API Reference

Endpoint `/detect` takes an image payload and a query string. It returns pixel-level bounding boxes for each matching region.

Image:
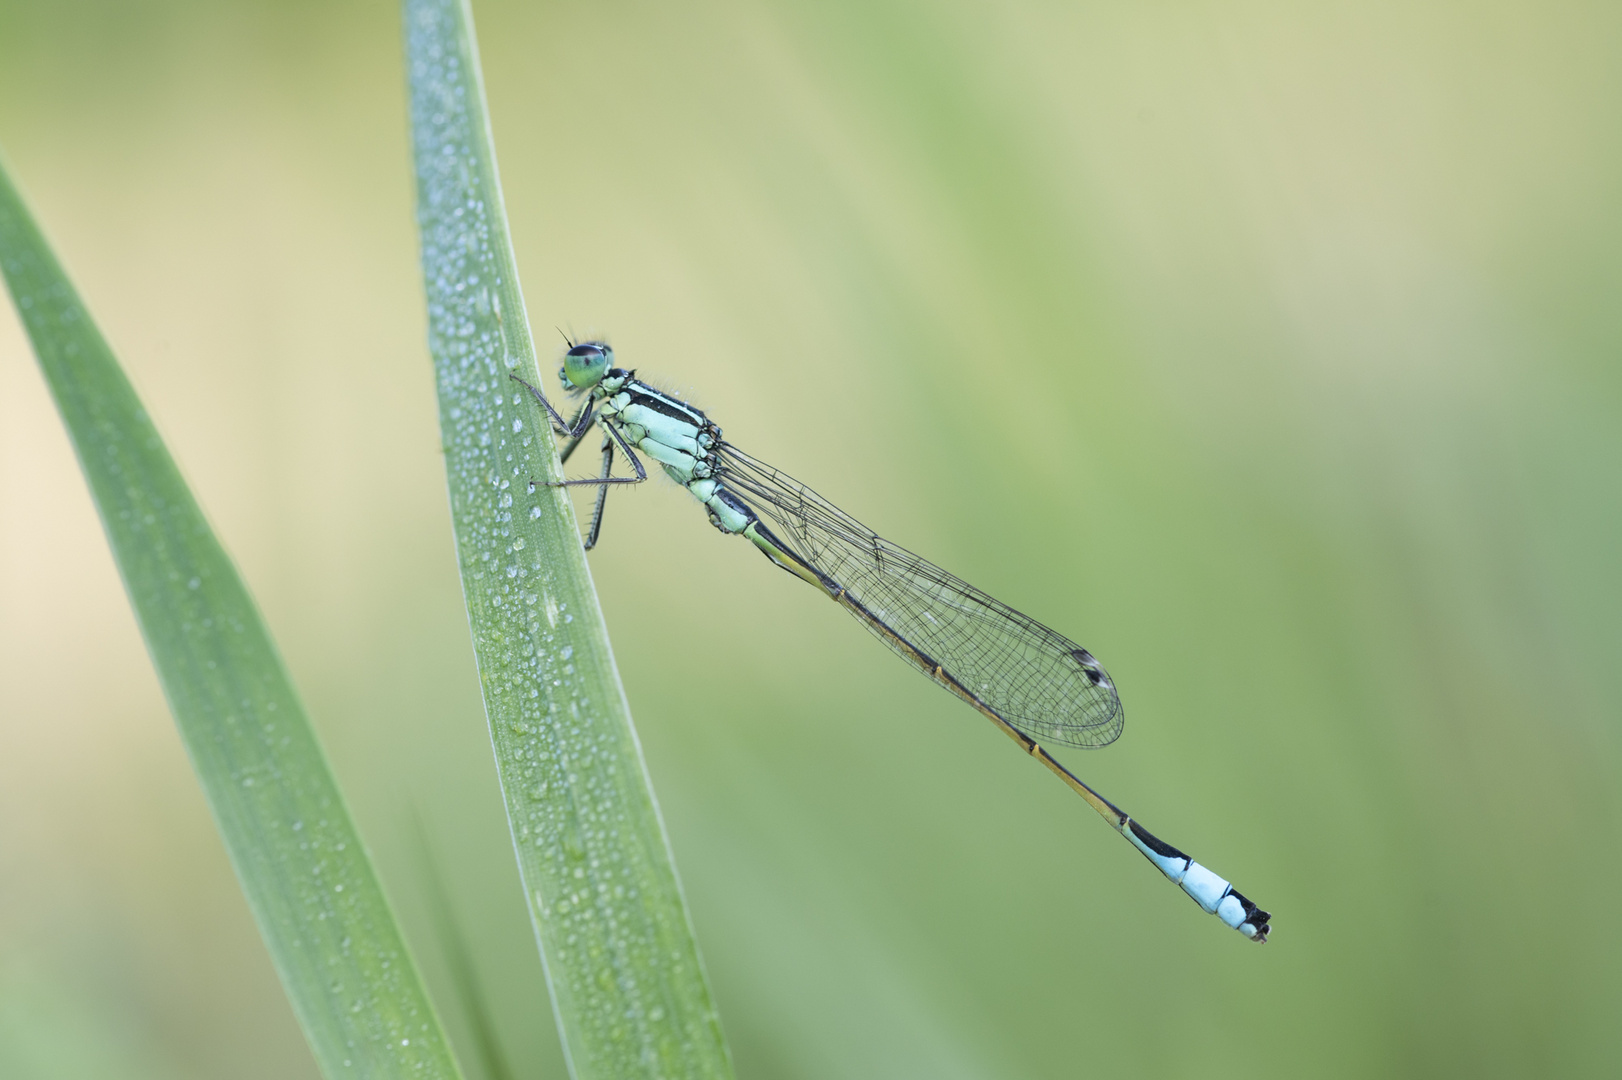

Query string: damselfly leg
[557,404,594,466]
[511,372,594,440]
[512,372,647,550]
[584,435,616,550]
[512,372,648,491]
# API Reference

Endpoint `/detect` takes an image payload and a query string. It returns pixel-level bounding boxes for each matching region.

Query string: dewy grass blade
[0,157,461,1079]
[403,2,733,1077]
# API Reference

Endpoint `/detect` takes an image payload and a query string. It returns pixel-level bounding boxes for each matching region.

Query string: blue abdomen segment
[699,485,753,533]
[1123,820,1270,940]
[682,477,834,594]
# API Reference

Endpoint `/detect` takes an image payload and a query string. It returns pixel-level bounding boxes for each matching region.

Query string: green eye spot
[561,342,612,388]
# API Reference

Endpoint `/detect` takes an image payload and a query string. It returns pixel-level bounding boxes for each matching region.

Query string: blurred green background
[2,1,1619,1077]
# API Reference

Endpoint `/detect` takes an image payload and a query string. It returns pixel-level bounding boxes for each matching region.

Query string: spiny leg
[558,400,594,465]
[548,418,647,489]
[509,372,594,439]
[583,435,615,550]
[508,371,645,492]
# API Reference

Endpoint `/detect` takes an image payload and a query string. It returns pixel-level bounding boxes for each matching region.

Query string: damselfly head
[559,341,613,390]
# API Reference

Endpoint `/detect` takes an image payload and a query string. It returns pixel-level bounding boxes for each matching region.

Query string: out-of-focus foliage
[1,1,1617,1078]
[0,154,459,1079]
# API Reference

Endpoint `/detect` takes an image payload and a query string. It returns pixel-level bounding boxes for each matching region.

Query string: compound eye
[561,341,612,388]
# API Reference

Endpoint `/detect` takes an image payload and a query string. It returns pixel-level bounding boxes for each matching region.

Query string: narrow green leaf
[403,2,734,1077]
[0,157,461,1079]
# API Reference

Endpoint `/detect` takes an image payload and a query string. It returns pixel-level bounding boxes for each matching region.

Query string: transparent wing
[716,444,1123,749]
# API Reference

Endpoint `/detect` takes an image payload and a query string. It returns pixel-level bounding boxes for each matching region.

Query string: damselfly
[512,342,1270,942]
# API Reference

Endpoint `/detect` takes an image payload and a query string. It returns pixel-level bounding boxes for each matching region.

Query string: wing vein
[715,443,1122,749]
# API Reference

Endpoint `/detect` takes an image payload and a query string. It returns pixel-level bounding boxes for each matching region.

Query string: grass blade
[0,156,462,1079]
[411,812,517,1080]
[403,2,734,1077]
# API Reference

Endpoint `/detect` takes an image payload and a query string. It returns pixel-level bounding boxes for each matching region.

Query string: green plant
[0,157,461,1079]
[404,1,733,1075]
